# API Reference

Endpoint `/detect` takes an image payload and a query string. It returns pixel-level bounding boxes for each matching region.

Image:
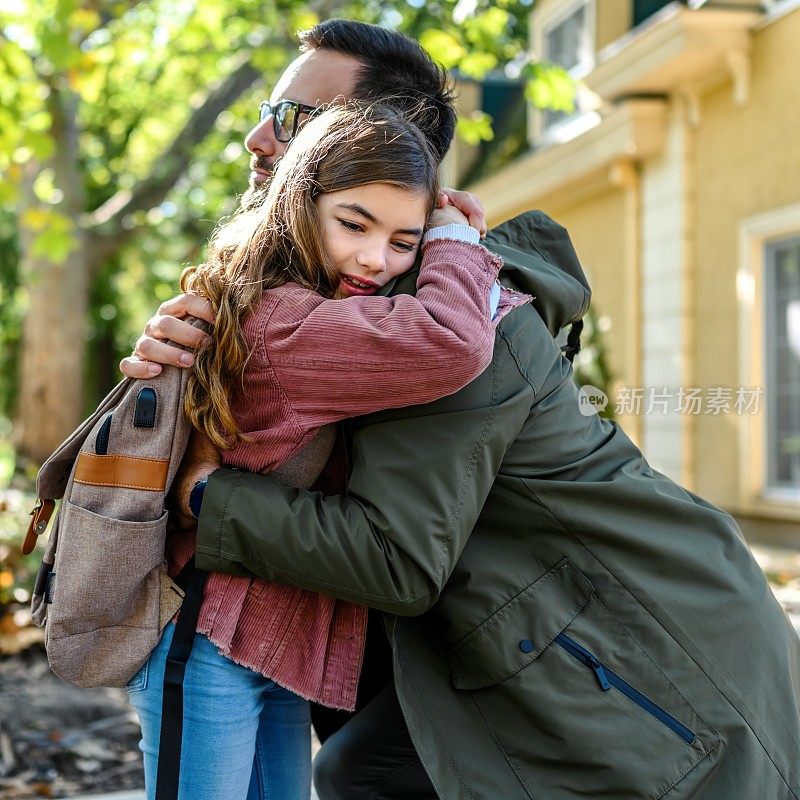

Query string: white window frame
[761,0,800,24]
[764,235,800,498]
[529,0,597,147]
[738,204,800,515]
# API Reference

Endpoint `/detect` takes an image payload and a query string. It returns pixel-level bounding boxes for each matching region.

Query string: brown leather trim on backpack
[74,453,169,492]
[22,499,56,555]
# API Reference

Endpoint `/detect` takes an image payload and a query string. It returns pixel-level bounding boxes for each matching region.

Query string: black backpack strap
[562,320,584,363]
[155,558,208,800]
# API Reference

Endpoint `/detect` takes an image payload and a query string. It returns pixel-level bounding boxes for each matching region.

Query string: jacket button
[519,639,534,654]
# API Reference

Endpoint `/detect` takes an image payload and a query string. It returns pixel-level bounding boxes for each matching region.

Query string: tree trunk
[15,90,88,464]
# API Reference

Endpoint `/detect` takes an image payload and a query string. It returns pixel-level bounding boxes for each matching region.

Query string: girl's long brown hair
[181,101,440,449]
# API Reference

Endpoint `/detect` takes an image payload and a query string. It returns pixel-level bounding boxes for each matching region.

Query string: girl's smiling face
[316,182,427,299]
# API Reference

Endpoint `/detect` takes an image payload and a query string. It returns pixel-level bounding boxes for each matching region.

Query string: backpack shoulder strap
[155,560,209,800]
[563,319,584,363]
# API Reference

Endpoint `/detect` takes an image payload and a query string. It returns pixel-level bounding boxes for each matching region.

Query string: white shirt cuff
[489,281,502,320]
[422,224,480,246]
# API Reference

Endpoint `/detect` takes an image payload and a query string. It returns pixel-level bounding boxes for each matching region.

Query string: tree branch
[83,56,261,271]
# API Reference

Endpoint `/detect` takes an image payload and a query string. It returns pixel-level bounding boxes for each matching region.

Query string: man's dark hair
[299,19,456,163]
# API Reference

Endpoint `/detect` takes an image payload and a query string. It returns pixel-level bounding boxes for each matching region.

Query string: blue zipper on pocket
[554,633,696,744]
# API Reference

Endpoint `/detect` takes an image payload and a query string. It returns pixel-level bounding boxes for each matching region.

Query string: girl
[126,101,528,800]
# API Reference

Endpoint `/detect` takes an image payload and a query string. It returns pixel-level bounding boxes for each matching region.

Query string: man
[124,20,800,800]
[122,14,499,750]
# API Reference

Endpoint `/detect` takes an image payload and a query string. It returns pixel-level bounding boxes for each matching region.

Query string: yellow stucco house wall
[467,0,800,538]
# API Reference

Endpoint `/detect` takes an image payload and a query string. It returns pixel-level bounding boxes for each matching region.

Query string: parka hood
[484,210,591,338]
[383,209,591,340]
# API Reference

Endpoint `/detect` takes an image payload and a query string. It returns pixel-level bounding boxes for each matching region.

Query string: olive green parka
[196,212,800,800]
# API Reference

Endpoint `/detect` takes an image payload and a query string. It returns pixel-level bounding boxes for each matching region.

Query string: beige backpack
[24,354,196,688]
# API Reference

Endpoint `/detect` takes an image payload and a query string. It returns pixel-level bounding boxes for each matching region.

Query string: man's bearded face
[242,49,360,195]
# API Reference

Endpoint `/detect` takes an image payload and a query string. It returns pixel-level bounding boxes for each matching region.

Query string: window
[536,0,597,142]
[632,0,679,28]
[765,236,800,495]
[545,3,592,71]
[738,206,800,515]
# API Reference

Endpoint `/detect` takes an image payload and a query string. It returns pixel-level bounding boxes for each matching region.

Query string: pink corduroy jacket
[168,238,529,710]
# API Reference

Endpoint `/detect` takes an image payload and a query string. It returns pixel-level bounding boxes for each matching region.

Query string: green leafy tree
[1,0,296,462]
[0,0,571,463]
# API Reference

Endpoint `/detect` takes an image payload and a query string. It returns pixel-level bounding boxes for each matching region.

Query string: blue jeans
[127,622,312,800]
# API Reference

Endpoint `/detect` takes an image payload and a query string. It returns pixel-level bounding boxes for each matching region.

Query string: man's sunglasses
[258,99,321,143]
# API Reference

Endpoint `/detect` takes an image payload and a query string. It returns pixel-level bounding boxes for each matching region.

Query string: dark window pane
[632,0,682,28]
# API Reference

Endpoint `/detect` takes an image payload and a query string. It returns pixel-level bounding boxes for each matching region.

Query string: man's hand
[440,188,487,238]
[169,428,223,530]
[119,293,215,379]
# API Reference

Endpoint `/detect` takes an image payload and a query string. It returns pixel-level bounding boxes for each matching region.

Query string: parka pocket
[447,559,720,800]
